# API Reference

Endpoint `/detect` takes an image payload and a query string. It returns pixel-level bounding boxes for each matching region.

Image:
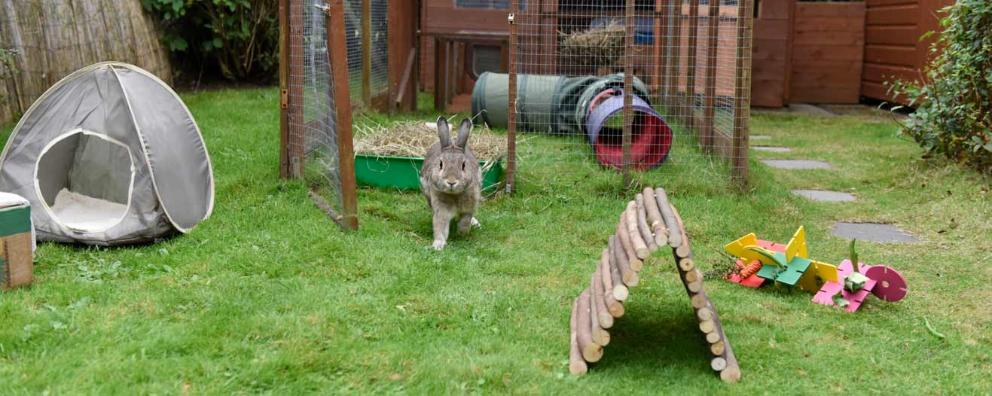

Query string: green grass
[1,89,990,394]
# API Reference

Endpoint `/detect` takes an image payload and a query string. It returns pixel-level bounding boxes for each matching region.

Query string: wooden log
[685,268,700,283]
[699,319,715,334]
[635,194,658,252]
[624,202,651,259]
[569,298,588,375]
[687,279,703,293]
[711,357,727,372]
[611,235,639,287]
[691,293,707,309]
[591,267,614,329]
[664,205,742,383]
[599,254,625,317]
[710,340,726,356]
[606,241,629,301]
[576,290,603,362]
[616,215,643,271]
[642,187,669,246]
[654,188,682,248]
[671,205,692,258]
[696,307,713,322]
[588,288,610,347]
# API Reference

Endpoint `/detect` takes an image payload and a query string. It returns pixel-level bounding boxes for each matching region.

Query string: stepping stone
[751,135,772,141]
[752,146,792,153]
[792,189,856,202]
[831,222,918,243]
[761,160,832,170]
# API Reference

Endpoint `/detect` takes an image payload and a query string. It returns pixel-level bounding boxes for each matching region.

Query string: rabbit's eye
[461,161,466,171]
[439,160,443,170]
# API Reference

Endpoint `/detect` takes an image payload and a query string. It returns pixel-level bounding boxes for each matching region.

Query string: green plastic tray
[355,154,504,192]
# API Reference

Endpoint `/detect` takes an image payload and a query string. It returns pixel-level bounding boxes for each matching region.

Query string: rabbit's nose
[446,180,457,187]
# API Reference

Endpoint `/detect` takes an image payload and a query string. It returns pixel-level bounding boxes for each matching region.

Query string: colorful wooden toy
[723,227,907,312]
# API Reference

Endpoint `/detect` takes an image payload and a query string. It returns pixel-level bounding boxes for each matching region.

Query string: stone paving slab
[832,222,918,243]
[762,160,832,170]
[751,135,772,141]
[792,189,856,202]
[752,146,793,153]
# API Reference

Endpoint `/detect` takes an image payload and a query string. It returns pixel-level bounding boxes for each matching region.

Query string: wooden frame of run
[279,0,359,230]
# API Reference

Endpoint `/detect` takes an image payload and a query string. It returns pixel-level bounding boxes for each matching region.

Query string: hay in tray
[354,121,507,162]
[559,23,627,69]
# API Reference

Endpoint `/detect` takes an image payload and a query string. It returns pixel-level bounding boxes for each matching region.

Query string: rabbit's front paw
[471,217,481,229]
[431,240,446,251]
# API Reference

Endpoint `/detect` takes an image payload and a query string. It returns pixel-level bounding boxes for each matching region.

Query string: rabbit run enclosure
[479,0,754,189]
[278,0,417,230]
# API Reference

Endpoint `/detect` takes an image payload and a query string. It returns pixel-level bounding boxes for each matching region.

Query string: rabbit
[420,116,482,250]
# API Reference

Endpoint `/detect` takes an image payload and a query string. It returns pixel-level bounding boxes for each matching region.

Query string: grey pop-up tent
[0,62,214,245]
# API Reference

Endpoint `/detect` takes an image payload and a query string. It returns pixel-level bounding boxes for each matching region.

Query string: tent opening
[35,129,134,233]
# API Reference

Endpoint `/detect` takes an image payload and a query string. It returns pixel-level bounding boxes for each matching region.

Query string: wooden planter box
[0,194,33,290]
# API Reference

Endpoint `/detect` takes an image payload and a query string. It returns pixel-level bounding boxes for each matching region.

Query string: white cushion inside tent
[35,129,134,233]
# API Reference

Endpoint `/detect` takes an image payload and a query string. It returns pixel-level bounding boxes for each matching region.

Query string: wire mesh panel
[285,0,345,219]
[501,0,752,188]
[342,0,388,109]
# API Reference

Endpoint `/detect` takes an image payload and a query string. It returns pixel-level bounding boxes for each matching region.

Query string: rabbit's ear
[436,116,451,148]
[454,118,472,151]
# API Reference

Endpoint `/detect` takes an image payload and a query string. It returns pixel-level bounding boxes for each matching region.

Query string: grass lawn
[1,88,989,394]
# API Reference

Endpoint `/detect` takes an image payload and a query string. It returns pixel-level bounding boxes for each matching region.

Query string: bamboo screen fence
[0,0,171,124]
[503,0,753,189]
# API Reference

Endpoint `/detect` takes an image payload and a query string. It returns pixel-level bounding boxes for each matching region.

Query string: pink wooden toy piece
[863,265,908,302]
[812,260,877,312]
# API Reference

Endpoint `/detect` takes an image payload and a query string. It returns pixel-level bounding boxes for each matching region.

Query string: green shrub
[890,0,992,174]
[142,0,279,83]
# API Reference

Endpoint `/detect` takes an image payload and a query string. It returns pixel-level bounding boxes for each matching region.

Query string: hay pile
[354,121,507,161]
[560,23,627,70]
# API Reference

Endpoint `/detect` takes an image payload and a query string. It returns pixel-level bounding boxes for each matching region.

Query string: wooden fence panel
[0,0,170,125]
[750,0,793,107]
[790,2,864,104]
[862,0,953,103]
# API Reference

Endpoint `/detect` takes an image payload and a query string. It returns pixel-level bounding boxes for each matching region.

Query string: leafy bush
[890,0,992,174]
[142,0,279,83]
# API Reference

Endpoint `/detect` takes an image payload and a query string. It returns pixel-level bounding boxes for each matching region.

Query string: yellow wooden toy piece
[724,233,767,263]
[785,226,808,262]
[797,260,839,293]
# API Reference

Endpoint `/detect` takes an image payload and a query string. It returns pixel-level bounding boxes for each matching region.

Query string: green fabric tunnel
[471,72,651,135]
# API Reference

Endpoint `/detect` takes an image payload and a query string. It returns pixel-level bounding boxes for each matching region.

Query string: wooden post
[387,0,417,113]
[361,0,372,107]
[278,0,290,178]
[702,0,719,153]
[286,0,306,178]
[506,0,519,194]
[433,37,445,112]
[685,0,700,136]
[672,0,685,126]
[622,0,635,189]
[652,1,663,104]
[732,0,754,187]
[327,0,359,230]
[661,0,673,110]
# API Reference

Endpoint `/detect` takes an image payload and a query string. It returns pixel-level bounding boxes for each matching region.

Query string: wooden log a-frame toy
[0,192,34,290]
[723,227,907,312]
[569,187,741,383]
